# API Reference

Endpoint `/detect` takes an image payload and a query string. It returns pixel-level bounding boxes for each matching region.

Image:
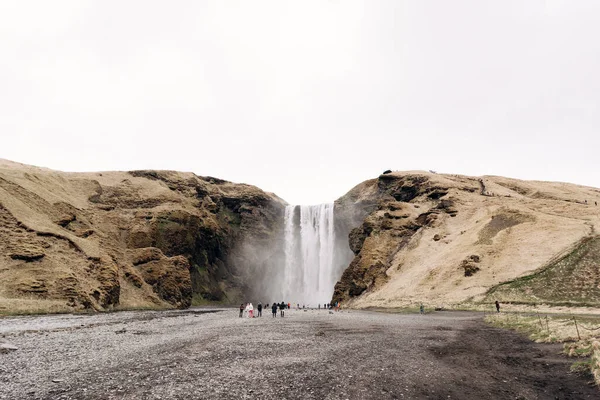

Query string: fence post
[573,316,581,340]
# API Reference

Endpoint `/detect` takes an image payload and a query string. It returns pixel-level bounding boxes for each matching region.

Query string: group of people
[238,301,342,318]
[239,302,289,318]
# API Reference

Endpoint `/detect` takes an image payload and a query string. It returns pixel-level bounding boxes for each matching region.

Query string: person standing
[248,303,254,318]
[495,300,500,313]
[239,303,244,318]
[279,301,285,317]
[257,302,263,317]
[420,304,424,314]
[272,302,277,318]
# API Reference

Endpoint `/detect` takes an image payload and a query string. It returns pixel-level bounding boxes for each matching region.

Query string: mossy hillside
[487,236,600,306]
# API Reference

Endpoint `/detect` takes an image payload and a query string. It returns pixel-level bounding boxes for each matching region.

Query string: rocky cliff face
[332,171,600,308]
[0,160,284,314]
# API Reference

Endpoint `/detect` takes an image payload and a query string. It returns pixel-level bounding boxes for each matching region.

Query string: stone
[0,342,18,353]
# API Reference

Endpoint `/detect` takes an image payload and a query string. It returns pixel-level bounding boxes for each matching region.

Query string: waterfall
[282,204,336,305]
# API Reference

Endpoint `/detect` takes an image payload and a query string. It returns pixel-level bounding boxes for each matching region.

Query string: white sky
[1,1,599,204]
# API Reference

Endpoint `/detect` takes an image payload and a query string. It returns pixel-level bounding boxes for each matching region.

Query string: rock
[0,342,18,353]
[54,213,76,227]
[461,255,482,277]
[136,255,192,308]
[130,247,164,266]
[9,248,45,262]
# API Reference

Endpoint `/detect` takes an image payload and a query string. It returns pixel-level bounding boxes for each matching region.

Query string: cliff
[332,171,600,308]
[0,160,285,314]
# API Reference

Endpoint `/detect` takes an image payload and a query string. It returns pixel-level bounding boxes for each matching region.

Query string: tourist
[257,302,262,317]
[420,304,424,314]
[272,302,277,317]
[495,300,500,313]
[287,302,291,309]
[279,301,285,317]
[239,303,244,318]
[248,303,254,318]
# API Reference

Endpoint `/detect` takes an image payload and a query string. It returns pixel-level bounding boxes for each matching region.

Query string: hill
[332,171,600,309]
[0,159,284,314]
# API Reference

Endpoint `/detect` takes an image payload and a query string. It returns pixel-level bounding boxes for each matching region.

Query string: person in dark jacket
[239,303,244,318]
[271,302,277,318]
[495,300,500,313]
[257,302,263,317]
[279,301,285,317]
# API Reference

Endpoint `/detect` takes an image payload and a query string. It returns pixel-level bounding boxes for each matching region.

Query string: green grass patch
[570,359,593,375]
[486,236,600,306]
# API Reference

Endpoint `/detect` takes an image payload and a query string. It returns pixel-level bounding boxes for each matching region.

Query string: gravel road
[0,308,597,399]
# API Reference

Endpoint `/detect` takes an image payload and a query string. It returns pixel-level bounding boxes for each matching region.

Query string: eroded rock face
[132,250,192,308]
[332,173,462,305]
[0,163,285,313]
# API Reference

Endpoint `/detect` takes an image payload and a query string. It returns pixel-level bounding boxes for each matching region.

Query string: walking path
[0,309,597,399]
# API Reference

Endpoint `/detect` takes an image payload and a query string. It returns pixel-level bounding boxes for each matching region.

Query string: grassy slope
[487,236,600,306]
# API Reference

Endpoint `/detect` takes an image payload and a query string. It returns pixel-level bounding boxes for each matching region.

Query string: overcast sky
[1,1,599,204]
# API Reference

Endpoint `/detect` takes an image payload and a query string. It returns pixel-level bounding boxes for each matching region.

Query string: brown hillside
[332,171,600,309]
[0,160,285,315]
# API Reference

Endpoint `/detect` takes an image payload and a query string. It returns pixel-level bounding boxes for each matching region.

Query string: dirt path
[0,309,597,399]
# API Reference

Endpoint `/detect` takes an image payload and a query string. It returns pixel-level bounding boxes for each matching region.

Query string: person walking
[257,302,263,317]
[279,301,285,317]
[495,300,500,313]
[272,302,277,318]
[239,303,244,318]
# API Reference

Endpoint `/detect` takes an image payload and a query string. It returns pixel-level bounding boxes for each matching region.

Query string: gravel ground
[0,308,597,400]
